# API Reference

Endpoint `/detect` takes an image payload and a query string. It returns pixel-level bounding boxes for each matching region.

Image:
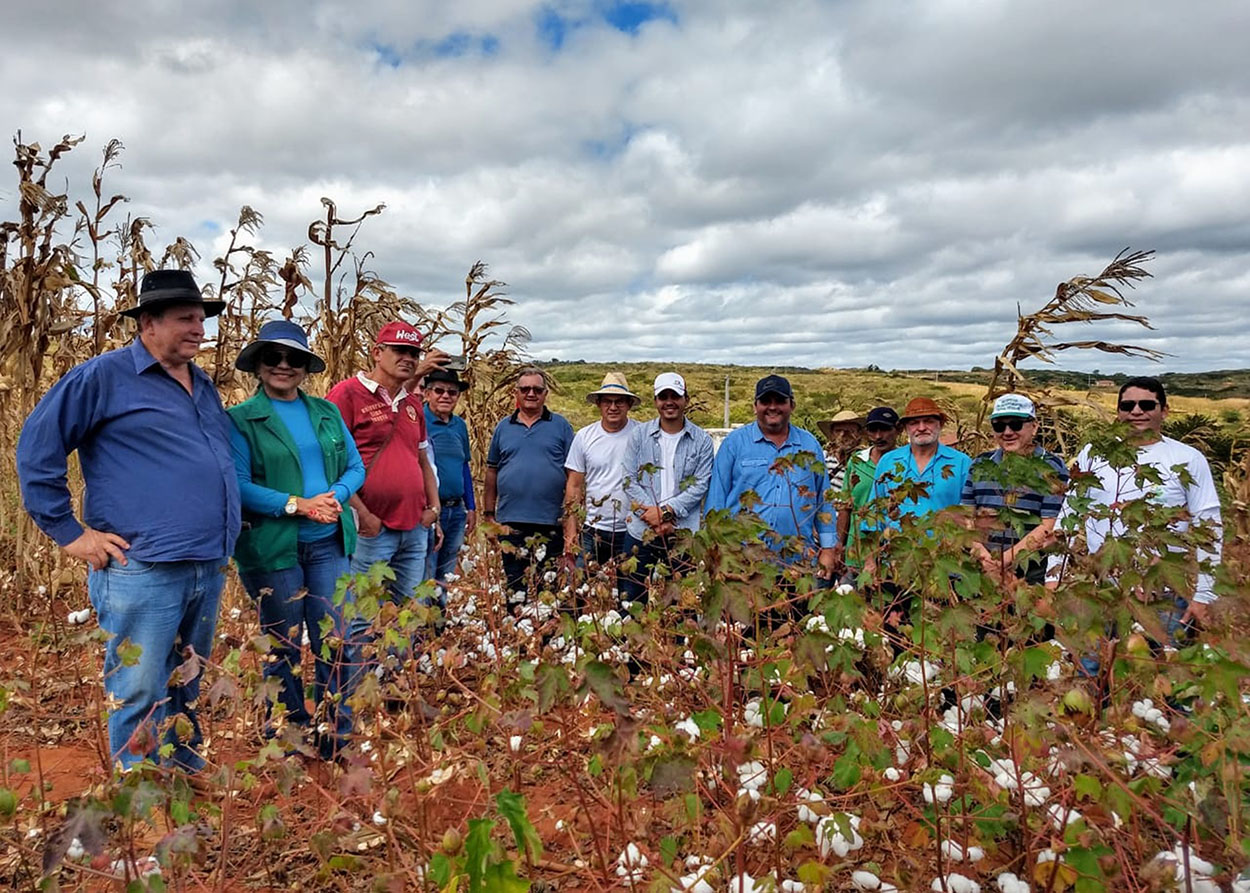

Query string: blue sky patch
[602,1,677,34]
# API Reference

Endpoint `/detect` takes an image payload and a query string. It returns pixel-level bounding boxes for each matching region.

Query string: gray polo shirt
[487,407,575,525]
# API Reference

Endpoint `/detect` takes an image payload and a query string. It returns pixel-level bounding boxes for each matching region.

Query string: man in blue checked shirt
[706,374,837,583]
[17,270,241,774]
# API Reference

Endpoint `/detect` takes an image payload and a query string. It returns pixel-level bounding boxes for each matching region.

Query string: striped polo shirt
[960,446,1068,552]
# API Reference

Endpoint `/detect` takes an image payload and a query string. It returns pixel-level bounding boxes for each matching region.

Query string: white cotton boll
[737,760,767,790]
[1046,803,1082,829]
[66,608,92,626]
[967,847,985,863]
[796,788,825,824]
[805,614,829,633]
[1045,661,1063,681]
[646,735,663,753]
[66,838,85,860]
[302,630,311,647]
[851,870,883,890]
[542,570,557,584]
[931,874,981,893]
[372,811,387,826]
[616,843,648,884]
[836,628,866,648]
[1231,873,1250,893]
[780,881,805,893]
[835,582,855,596]
[895,744,911,766]
[816,813,863,859]
[675,717,700,741]
[995,873,1029,893]
[884,767,902,782]
[941,840,966,862]
[509,735,522,752]
[673,874,715,893]
[726,873,756,893]
[747,821,776,844]
[923,774,955,805]
[1036,849,1057,864]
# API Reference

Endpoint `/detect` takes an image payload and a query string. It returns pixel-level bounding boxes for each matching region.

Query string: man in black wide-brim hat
[17,269,240,774]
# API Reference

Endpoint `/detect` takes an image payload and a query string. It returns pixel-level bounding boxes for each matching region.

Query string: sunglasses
[991,418,1028,433]
[517,385,547,395]
[1118,399,1160,413]
[259,348,309,369]
[428,386,460,397]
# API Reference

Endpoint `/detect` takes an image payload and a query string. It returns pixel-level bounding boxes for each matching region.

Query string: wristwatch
[284,496,299,516]
[660,506,677,525]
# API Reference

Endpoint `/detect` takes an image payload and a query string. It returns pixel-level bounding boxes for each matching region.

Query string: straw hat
[817,410,864,441]
[586,372,641,407]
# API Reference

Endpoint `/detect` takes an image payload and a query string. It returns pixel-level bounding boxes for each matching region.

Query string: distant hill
[898,368,1250,400]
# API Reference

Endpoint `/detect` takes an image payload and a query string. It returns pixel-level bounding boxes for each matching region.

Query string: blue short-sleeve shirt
[487,408,574,526]
[869,443,971,530]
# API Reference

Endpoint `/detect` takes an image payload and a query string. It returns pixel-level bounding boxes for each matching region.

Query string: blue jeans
[239,536,354,758]
[1078,594,1195,678]
[425,503,468,592]
[349,523,431,655]
[87,557,226,772]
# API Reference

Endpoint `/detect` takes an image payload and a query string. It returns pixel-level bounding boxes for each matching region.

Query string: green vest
[228,390,357,574]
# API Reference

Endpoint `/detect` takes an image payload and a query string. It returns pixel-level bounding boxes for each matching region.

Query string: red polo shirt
[327,373,428,531]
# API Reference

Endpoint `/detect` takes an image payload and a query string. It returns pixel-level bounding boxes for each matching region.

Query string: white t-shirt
[1056,435,1223,602]
[658,428,683,504]
[565,419,640,531]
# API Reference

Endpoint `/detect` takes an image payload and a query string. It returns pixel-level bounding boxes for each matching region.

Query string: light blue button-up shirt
[705,422,835,551]
[869,442,971,530]
[620,417,715,540]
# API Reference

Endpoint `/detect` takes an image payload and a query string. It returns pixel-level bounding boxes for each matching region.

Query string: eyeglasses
[259,348,309,369]
[386,345,420,358]
[1118,399,1159,413]
[428,386,460,397]
[991,418,1028,433]
[517,385,547,395]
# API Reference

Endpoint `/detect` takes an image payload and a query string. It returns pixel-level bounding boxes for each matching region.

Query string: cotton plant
[930,873,981,893]
[616,843,648,885]
[816,813,863,859]
[922,774,955,805]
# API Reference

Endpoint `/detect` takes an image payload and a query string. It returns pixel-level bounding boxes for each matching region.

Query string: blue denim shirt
[705,422,836,550]
[17,339,241,561]
[620,418,715,540]
[868,443,971,530]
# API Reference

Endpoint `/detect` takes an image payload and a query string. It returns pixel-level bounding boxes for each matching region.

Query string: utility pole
[724,376,730,428]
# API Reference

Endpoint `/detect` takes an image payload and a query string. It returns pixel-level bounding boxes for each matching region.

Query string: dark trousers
[500,523,563,602]
[619,530,696,606]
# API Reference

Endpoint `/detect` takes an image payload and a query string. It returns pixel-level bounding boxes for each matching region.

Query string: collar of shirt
[424,404,457,426]
[509,406,553,424]
[855,446,873,462]
[899,442,960,474]
[749,421,803,449]
[644,417,691,439]
[128,337,212,389]
[356,370,410,411]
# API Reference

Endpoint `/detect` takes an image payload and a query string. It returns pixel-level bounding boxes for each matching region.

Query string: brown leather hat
[899,397,948,423]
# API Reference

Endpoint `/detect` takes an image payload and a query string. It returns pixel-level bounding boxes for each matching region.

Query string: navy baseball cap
[865,406,900,428]
[754,374,793,401]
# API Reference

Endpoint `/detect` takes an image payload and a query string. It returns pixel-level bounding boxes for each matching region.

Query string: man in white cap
[563,372,641,574]
[961,394,1068,586]
[619,372,715,603]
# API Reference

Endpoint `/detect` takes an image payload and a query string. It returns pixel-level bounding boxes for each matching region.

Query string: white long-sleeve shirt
[1052,435,1223,603]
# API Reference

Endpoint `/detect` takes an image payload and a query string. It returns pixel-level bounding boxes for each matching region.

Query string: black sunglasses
[428,386,460,397]
[517,385,547,394]
[991,418,1028,433]
[1118,399,1159,413]
[259,347,309,369]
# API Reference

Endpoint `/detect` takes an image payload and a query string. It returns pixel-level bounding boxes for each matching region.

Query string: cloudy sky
[3,0,1248,372]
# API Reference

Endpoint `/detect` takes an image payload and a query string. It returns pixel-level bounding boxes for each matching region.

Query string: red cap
[375,321,423,347]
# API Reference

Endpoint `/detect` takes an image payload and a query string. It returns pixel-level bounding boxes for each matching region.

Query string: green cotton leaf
[650,756,696,797]
[496,790,542,863]
[1073,774,1103,802]
[660,835,678,867]
[773,767,794,796]
[691,709,722,733]
[784,823,815,851]
[577,661,630,715]
[1020,645,1055,682]
[832,743,862,791]
[1066,844,1111,892]
[482,860,530,893]
[117,637,144,667]
[429,853,453,887]
[929,726,955,753]
[465,818,496,893]
[535,663,570,714]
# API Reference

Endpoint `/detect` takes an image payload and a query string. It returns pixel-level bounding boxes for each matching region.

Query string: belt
[441,497,464,507]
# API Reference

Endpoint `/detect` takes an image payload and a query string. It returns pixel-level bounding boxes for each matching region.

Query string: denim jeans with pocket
[349,523,432,663]
[425,503,468,596]
[239,536,354,758]
[88,557,226,772]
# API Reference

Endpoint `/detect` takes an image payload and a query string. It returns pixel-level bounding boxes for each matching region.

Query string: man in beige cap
[818,410,864,491]
[563,372,641,573]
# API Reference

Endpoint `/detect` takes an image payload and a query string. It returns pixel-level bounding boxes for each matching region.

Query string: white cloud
[1,0,1247,372]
